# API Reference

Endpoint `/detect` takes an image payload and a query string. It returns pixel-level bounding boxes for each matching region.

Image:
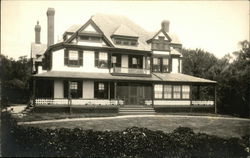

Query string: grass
[19,114,250,138]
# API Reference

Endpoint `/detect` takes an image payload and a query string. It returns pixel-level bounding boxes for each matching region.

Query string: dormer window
[113,37,138,46]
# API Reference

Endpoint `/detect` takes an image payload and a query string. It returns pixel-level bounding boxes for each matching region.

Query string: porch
[32,72,217,113]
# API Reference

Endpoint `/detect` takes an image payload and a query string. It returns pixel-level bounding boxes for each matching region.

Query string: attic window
[79,36,101,42]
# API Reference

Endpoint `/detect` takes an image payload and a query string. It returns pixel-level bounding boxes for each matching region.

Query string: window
[64,49,83,66]
[162,58,169,72]
[95,52,108,68]
[111,54,121,67]
[173,85,181,99]
[154,84,163,99]
[112,56,117,64]
[153,58,161,72]
[182,85,190,99]
[98,83,105,90]
[164,85,172,99]
[114,38,138,46]
[69,51,78,60]
[79,36,101,42]
[132,57,138,65]
[63,81,82,99]
[94,82,108,99]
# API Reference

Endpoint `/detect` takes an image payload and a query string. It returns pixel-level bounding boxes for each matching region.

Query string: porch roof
[153,73,216,84]
[33,71,216,84]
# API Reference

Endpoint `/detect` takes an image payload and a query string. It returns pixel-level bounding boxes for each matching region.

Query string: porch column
[190,84,193,112]
[108,82,111,100]
[32,78,36,106]
[68,81,72,114]
[214,85,217,114]
[197,85,200,100]
[114,82,117,99]
[152,83,154,107]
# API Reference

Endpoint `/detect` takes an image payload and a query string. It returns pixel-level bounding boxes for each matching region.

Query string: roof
[91,14,151,51]
[66,24,82,33]
[154,73,216,84]
[33,71,161,82]
[112,24,138,37]
[31,43,47,58]
[33,71,216,84]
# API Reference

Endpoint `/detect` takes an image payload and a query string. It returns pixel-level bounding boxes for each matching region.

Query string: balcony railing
[110,67,150,76]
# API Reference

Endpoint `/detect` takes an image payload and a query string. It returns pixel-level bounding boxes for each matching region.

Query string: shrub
[1,113,248,157]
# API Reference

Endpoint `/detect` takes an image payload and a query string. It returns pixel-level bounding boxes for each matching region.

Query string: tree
[0,55,32,106]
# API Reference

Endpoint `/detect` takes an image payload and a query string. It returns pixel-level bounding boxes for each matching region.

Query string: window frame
[64,49,83,67]
[95,51,108,68]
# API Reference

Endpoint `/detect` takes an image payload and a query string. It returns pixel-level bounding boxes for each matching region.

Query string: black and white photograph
[1,0,250,157]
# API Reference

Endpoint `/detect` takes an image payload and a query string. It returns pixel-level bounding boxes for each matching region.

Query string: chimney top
[47,8,55,16]
[161,20,170,32]
[35,21,41,31]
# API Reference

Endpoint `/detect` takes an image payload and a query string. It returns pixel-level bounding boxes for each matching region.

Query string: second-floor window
[153,57,170,73]
[64,49,83,67]
[129,55,143,69]
[95,51,108,68]
[153,58,161,72]
[111,54,121,67]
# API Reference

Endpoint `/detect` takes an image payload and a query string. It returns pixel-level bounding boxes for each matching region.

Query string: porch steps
[119,106,155,115]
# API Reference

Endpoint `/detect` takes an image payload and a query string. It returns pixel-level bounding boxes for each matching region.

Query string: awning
[33,71,216,84]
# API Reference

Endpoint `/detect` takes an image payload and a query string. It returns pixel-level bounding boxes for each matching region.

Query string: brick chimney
[47,8,55,47]
[35,21,41,44]
[161,20,170,32]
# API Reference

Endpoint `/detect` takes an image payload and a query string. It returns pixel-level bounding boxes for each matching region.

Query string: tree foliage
[181,40,250,118]
[0,55,32,105]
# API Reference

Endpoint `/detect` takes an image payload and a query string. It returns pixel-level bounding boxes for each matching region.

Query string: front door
[128,84,144,105]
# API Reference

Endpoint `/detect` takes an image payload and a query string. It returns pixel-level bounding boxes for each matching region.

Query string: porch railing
[35,98,124,106]
[110,67,150,75]
[191,100,214,106]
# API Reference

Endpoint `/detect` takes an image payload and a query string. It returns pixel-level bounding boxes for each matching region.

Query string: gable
[153,30,172,42]
[81,23,98,33]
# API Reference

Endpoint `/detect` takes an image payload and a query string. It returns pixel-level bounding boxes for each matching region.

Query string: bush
[1,112,248,157]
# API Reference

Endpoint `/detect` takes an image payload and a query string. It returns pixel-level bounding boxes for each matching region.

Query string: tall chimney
[35,21,41,44]
[47,8,55,47]
[161,20,170,32]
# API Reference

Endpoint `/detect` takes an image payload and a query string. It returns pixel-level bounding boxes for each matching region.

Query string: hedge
[1,112,249,158]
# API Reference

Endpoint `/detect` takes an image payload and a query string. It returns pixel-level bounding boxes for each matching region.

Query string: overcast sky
[1,0,249,59]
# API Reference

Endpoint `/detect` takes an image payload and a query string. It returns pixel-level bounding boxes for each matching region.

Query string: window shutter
[77,81,83,98]
[108,53,111,68]
[64,50,69,65]
[63,81,69,98]
[79,51,83,66]
[128,55,132,68]
[94,51,99,67]
[117,54,121,67]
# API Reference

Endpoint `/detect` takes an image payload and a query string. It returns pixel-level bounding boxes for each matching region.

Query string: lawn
[19,114,250,138]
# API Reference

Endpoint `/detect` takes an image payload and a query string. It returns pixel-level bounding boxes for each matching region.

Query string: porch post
[152,83,154,107]
[68,81,72,114]
[108,82,111,100]
[197,85,200,100]
[214,85,217,114]
[190,84,193,112]
[114,82,117,105]
[32,78,36,106]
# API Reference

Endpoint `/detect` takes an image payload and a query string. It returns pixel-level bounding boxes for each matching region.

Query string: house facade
[31,8,216,113]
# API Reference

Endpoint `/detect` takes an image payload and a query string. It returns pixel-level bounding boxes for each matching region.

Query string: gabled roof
[31,43,47,58]
[91,14,151,51]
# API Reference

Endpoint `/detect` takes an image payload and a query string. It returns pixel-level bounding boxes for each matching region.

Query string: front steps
[119,105,155,115]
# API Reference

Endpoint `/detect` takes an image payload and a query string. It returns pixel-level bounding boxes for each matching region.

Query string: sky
[1,0,249,59]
